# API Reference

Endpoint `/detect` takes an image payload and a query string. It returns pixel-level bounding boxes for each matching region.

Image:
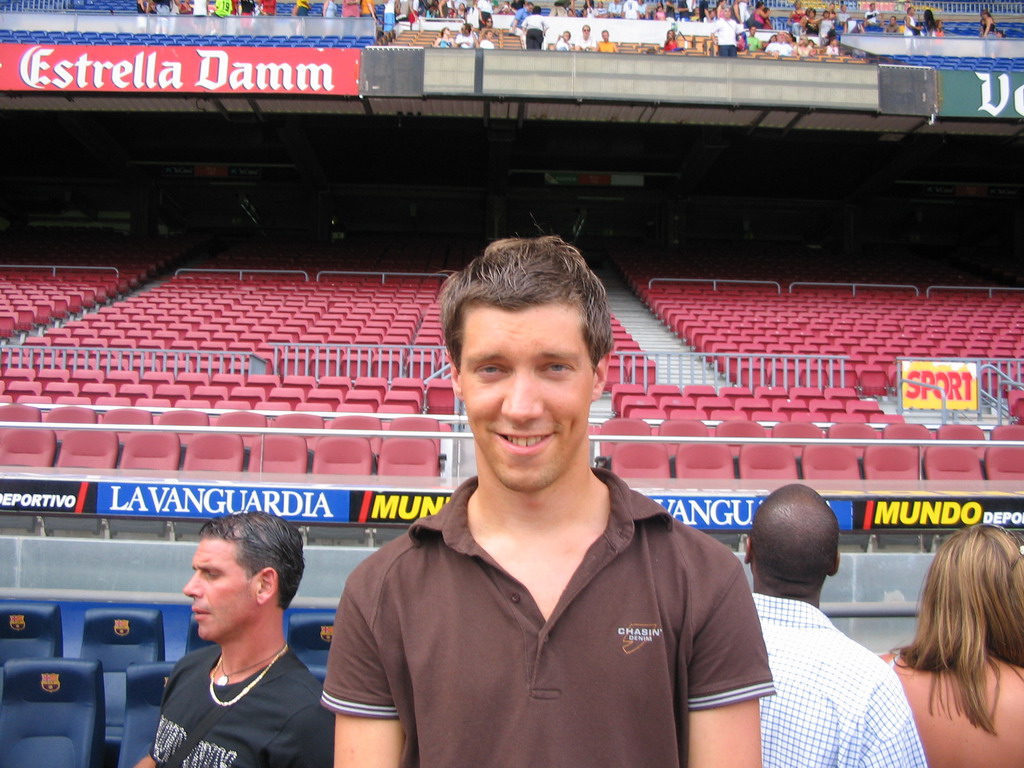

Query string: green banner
[941,70,1024,119]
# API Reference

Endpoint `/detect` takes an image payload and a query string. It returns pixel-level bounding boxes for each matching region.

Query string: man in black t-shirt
[133,513,333,768]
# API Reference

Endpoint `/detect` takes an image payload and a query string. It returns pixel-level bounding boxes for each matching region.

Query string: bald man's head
[747,484,839,603]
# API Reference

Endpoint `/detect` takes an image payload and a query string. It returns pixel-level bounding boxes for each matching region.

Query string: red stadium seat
[215,411,269,449]
[772,422,824,457]
[658,419,709,440]
[991,425,1024,442]
[923,445,983,481]
[738,444,798,480]
[984,446,1024,481]
[597,417,652,460]
[715,419,766,458]
[826,422,879,458]
[312,436,374,476]
[119,432,181,471]
[882,423,933,441]
[183,433,245,472]
[936,423,987,456]
[0,403,42,423]
[801,444,861,481]
[674,443,735,480]
[274,412,326,450]
[249,435,309,474]
[42,406,98,440]
[328,415,383,454]
[377,438,441,477]
[56,430,118,470]
[862,444,919,481]
[611,442,671,479]
[155,409,209,446]
[0,428,57,467]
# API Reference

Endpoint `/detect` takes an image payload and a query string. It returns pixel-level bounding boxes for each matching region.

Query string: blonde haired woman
[884,525,1024,768]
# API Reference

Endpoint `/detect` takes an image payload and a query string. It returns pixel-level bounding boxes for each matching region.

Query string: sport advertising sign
[0,43,359,96]
[900,360,978,411]
[940,71,1024,119]
[98,481,351,520]
[0,478,94,514]
[857,497,1024,531]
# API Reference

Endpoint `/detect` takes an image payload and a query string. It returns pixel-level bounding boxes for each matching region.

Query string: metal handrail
[174,268,310,280]
[788,281,920,296]
[925,285,1024,298]
[648,278,782,293]
[315,271,448,284]
[0,264,119,277]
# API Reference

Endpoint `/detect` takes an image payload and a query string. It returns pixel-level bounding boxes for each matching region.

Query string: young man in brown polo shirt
[322,236,773,768]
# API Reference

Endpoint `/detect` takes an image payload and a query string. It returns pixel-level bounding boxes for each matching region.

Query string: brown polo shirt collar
[408,468,673,559]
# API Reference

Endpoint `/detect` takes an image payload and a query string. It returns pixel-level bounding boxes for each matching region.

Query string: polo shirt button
[510,592,521,603]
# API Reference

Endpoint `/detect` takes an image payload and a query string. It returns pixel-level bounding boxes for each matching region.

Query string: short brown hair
[439,236,613,368]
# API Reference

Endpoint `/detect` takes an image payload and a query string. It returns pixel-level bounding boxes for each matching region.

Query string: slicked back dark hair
[439,236,613,369]
[199,512,304,610]
[750,484,839,588]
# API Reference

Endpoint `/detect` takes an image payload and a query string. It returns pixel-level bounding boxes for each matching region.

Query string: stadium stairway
[598,267,728,397]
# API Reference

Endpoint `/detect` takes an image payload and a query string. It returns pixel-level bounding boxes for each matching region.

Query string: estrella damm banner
[857,498,1024,530]
[900,360,978,411]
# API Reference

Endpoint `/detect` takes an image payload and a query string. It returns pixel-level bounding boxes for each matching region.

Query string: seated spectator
[844,13,861,34]
[979,8,997,37]
[746,29,762,50]
[663,28,680,51]
[653,2,666,19]
[622,0,641,18]
[794,35,815,56]
[748,485,927,768]
[863,1,879,27]
[554,29,573,49]
[884,15,900,33]
[433,26,455,45]
[597,28,618,51]
[606,0,622,16]
[934,19,944,36]
[455,21,478,46]
[578,24,598,49]
[836,2,850,30]
[824,35,840,54]
[883,525,1024,768]
[764,32,794,56]
[749,1,771,29]
[479,27,497,46]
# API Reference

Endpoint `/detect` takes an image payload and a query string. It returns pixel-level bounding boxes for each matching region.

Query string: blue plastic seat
[0,657,104,768]
[116,661,175,768]
[286,611,336,672]
[0,601,63,665]
[79,608,164,757]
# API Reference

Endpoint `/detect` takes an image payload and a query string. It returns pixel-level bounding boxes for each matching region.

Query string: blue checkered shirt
[753,593,928,768]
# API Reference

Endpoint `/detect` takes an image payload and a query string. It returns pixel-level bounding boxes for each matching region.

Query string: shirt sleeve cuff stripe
[321,691,400,719]
[688,681,776,710]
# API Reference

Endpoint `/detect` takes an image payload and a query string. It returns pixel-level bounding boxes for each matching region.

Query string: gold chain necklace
[208,645,288,708]
[213,646,287,687]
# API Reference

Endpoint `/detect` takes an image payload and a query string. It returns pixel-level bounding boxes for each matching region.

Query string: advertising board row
[3,477,1023,532]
